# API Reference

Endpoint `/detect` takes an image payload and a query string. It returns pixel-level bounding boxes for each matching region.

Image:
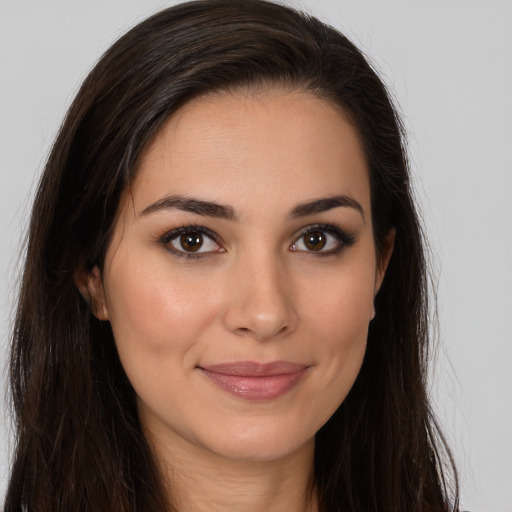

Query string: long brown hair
[5,1,459,510]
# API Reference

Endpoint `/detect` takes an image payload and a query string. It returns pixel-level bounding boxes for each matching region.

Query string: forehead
[131,89,370,217]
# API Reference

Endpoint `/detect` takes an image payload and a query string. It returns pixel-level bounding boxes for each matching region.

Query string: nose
[222,251,299,341]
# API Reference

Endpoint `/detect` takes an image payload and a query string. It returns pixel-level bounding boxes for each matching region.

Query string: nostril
[234,324,291,339]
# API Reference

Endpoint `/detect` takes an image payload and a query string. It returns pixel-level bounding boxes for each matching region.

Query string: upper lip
[198,361,309,377]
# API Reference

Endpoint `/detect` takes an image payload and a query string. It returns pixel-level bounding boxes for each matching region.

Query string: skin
[79,89,394,512]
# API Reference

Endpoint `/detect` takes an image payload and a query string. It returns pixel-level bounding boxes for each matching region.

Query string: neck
[145,425,318,512]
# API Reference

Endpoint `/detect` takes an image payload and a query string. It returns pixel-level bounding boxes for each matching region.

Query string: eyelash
[291,224,356,256]
[158,225,224,259]
[158,223,356,259]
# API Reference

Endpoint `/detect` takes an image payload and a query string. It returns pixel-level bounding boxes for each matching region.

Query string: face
[82,90,392,464]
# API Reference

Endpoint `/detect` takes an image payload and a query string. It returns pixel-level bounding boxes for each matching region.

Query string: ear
[370,228,395,321]
[74,265,109,321]
[374,227,396,296]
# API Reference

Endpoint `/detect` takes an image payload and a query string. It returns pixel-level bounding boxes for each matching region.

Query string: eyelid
[158,225,225,258]
[157,222,356,259]
[290,223,356,254]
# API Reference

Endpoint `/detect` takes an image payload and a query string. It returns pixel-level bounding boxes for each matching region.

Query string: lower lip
[199,368,308,400]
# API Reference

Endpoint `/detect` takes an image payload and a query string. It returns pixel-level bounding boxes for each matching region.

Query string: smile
[198,361,310,400]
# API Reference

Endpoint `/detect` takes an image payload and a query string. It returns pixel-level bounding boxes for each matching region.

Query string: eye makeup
[157,225,225,259]
[290,223,357,256]
[156,222,357,260]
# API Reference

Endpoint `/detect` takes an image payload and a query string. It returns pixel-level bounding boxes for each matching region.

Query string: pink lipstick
[198,361,309,400]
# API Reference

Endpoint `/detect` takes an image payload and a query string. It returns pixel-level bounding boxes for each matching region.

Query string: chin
[198,420,316,463]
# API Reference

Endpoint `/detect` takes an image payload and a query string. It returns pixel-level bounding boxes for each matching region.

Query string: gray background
[1,1,511,510]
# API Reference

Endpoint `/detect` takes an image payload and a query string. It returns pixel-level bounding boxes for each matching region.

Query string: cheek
[103,252,220,370]
[304,263,375,346]
[300,264,375,404]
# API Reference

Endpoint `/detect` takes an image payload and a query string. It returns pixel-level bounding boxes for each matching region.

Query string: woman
[4,0,459,511]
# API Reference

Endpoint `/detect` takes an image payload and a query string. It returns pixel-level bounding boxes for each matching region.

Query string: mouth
[197,361,310,400]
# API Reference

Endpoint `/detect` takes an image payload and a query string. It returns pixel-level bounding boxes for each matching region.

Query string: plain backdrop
[1,1,511,510]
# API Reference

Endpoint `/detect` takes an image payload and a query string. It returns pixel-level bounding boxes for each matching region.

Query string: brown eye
[180,233,203,252]
[303,231,326,251]
[165,227,223,257]
[290,226,351,255]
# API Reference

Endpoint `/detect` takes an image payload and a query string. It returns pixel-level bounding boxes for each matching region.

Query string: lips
[198,361,309,400]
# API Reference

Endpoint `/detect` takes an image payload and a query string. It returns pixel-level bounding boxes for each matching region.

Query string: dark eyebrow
[289,195,364,220]
[139,194,237,221]
[140,193,363,222]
